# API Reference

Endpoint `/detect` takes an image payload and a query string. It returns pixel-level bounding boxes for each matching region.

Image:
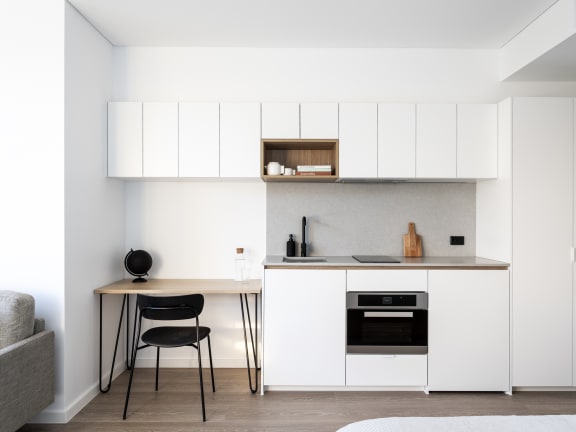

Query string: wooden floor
[20,368,576,432]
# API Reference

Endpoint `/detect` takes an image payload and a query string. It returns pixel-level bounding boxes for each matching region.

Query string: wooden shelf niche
[261,139,339,182]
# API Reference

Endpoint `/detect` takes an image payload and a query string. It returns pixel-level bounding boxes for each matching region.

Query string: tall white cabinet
[508,97,574,387]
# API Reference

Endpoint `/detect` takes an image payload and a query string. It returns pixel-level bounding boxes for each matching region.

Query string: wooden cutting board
[403,222,422,257]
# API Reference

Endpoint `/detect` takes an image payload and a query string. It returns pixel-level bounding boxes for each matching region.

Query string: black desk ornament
[124,249,152,283]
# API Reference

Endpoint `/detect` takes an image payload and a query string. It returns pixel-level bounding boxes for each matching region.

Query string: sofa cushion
[0,290,35,349]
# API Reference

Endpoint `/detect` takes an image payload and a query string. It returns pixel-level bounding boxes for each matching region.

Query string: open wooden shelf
[261,139,339,182]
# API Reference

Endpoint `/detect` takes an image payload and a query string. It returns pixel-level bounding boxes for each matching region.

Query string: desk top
[95,278,262,295]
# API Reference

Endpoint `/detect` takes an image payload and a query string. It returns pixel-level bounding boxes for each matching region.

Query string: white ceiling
[68,0,558,49]
[67,0,576,80]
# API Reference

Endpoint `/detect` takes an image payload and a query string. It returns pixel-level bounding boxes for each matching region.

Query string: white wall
[0,0,65,418]
[113,47,576,103]
[63,2,124,423]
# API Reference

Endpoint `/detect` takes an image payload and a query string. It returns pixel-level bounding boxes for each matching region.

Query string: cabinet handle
[364,311,413,318]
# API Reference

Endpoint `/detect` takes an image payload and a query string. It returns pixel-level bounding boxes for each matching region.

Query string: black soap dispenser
[286,234,296,257]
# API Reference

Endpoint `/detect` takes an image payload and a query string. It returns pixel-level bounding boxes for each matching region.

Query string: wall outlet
[450,236,465,245]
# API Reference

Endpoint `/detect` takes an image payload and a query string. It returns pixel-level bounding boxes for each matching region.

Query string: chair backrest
[136,294,204,321]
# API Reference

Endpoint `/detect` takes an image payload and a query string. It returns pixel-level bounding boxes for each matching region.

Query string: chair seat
[142,326,211,348]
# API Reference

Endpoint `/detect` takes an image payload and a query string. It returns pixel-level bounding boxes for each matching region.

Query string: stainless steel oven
[346,292,428,354]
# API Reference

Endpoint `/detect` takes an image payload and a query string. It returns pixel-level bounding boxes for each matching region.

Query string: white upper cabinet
[378,103,416,178]
[261,103,300,139]
[416,104,457,178]
[220,102,261,178]
[300,103,339,138]
[457,104,498,179]
[142,102,179,177]
[178,102,220,177]
[339,103,377,178]
[108,102,143,177]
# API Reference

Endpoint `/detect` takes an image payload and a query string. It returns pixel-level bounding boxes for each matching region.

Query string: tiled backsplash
[266,182,476,257]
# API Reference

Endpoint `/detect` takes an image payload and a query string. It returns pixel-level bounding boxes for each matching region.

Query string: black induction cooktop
[352,255,401,263]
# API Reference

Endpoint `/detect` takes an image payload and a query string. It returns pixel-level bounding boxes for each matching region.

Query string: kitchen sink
[282,256,327,263]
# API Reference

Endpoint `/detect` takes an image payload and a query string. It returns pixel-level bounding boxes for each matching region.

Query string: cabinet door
[261,103,299,139]
[457,104,497,179]
[178,102,219,177]
[142,102,178,177]
[220,102,261,177]
[416,104,456,178]
[428,270,510,391]
[378,103,416,178]
[512,97,573,387]
[300,103,338,138]
[346,354,427,386]
[107,102,142,177]
[263,269,346,386]
[339,103,377,178]
[347,270,427,292]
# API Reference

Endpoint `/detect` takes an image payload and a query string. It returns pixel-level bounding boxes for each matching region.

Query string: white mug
[284,168,293,175]
[267,162,281,175]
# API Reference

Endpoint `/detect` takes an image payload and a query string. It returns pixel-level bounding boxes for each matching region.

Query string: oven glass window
[347,309,428,347]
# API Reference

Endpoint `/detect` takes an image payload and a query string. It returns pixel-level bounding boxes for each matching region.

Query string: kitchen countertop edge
[263,256,509,269]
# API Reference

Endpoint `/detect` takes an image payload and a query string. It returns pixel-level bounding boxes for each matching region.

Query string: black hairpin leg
[240,292,259,394]
[99,293,129,393]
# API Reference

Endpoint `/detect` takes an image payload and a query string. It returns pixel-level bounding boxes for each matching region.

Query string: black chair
[123,294,215,421]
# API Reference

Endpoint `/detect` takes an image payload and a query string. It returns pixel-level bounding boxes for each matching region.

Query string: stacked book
[296,165,333,176]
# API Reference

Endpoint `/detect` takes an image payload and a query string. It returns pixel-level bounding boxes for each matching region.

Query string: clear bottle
[234,247,248,282]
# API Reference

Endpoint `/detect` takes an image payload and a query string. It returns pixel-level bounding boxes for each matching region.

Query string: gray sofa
[0,290,55,432]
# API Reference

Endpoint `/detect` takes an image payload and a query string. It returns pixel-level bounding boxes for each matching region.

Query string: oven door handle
[364,311,414,318]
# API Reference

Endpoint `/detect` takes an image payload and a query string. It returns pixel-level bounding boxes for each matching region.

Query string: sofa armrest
[0,330,55,432]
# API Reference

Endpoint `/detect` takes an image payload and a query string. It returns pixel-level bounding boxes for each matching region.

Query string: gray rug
[337,415,576,431]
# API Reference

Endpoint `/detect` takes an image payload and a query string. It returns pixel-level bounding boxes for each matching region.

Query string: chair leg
[207,334,215,392]
[197,340,206,421]
[123,326,141,419]
[155,347,160,391]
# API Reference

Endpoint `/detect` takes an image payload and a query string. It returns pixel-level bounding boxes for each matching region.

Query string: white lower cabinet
[263,269,346,386]
[346,354,427,386]
[428,270,510,391]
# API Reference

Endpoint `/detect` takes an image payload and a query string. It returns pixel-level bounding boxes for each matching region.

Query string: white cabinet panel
[347,270,427,292]
[512,97,573,387]
[346,354,427,386]
[261,103,300,139]
[107,102,142,177]
[416,104,456,178]
[142,102,178,177]
[178,102,219,177]
[220,102,261,178]
[263,269,346,386]
[457,104,497,179]
[300,103,338,138]
[378,103,416,178]
[428,270,510,391]
[339,103,377,178]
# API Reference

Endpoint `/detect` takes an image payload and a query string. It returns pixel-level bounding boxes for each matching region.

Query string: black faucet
[301,216,307,257]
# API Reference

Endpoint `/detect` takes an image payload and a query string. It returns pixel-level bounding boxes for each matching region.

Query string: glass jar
[234,247,248,282]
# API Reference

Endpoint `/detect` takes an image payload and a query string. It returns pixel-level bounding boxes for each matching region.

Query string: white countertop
[263,255,509,269]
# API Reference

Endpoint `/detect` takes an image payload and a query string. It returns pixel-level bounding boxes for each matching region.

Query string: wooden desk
[95,278,261,394]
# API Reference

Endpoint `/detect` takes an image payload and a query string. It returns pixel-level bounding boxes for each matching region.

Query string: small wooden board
[403,222,422,257]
